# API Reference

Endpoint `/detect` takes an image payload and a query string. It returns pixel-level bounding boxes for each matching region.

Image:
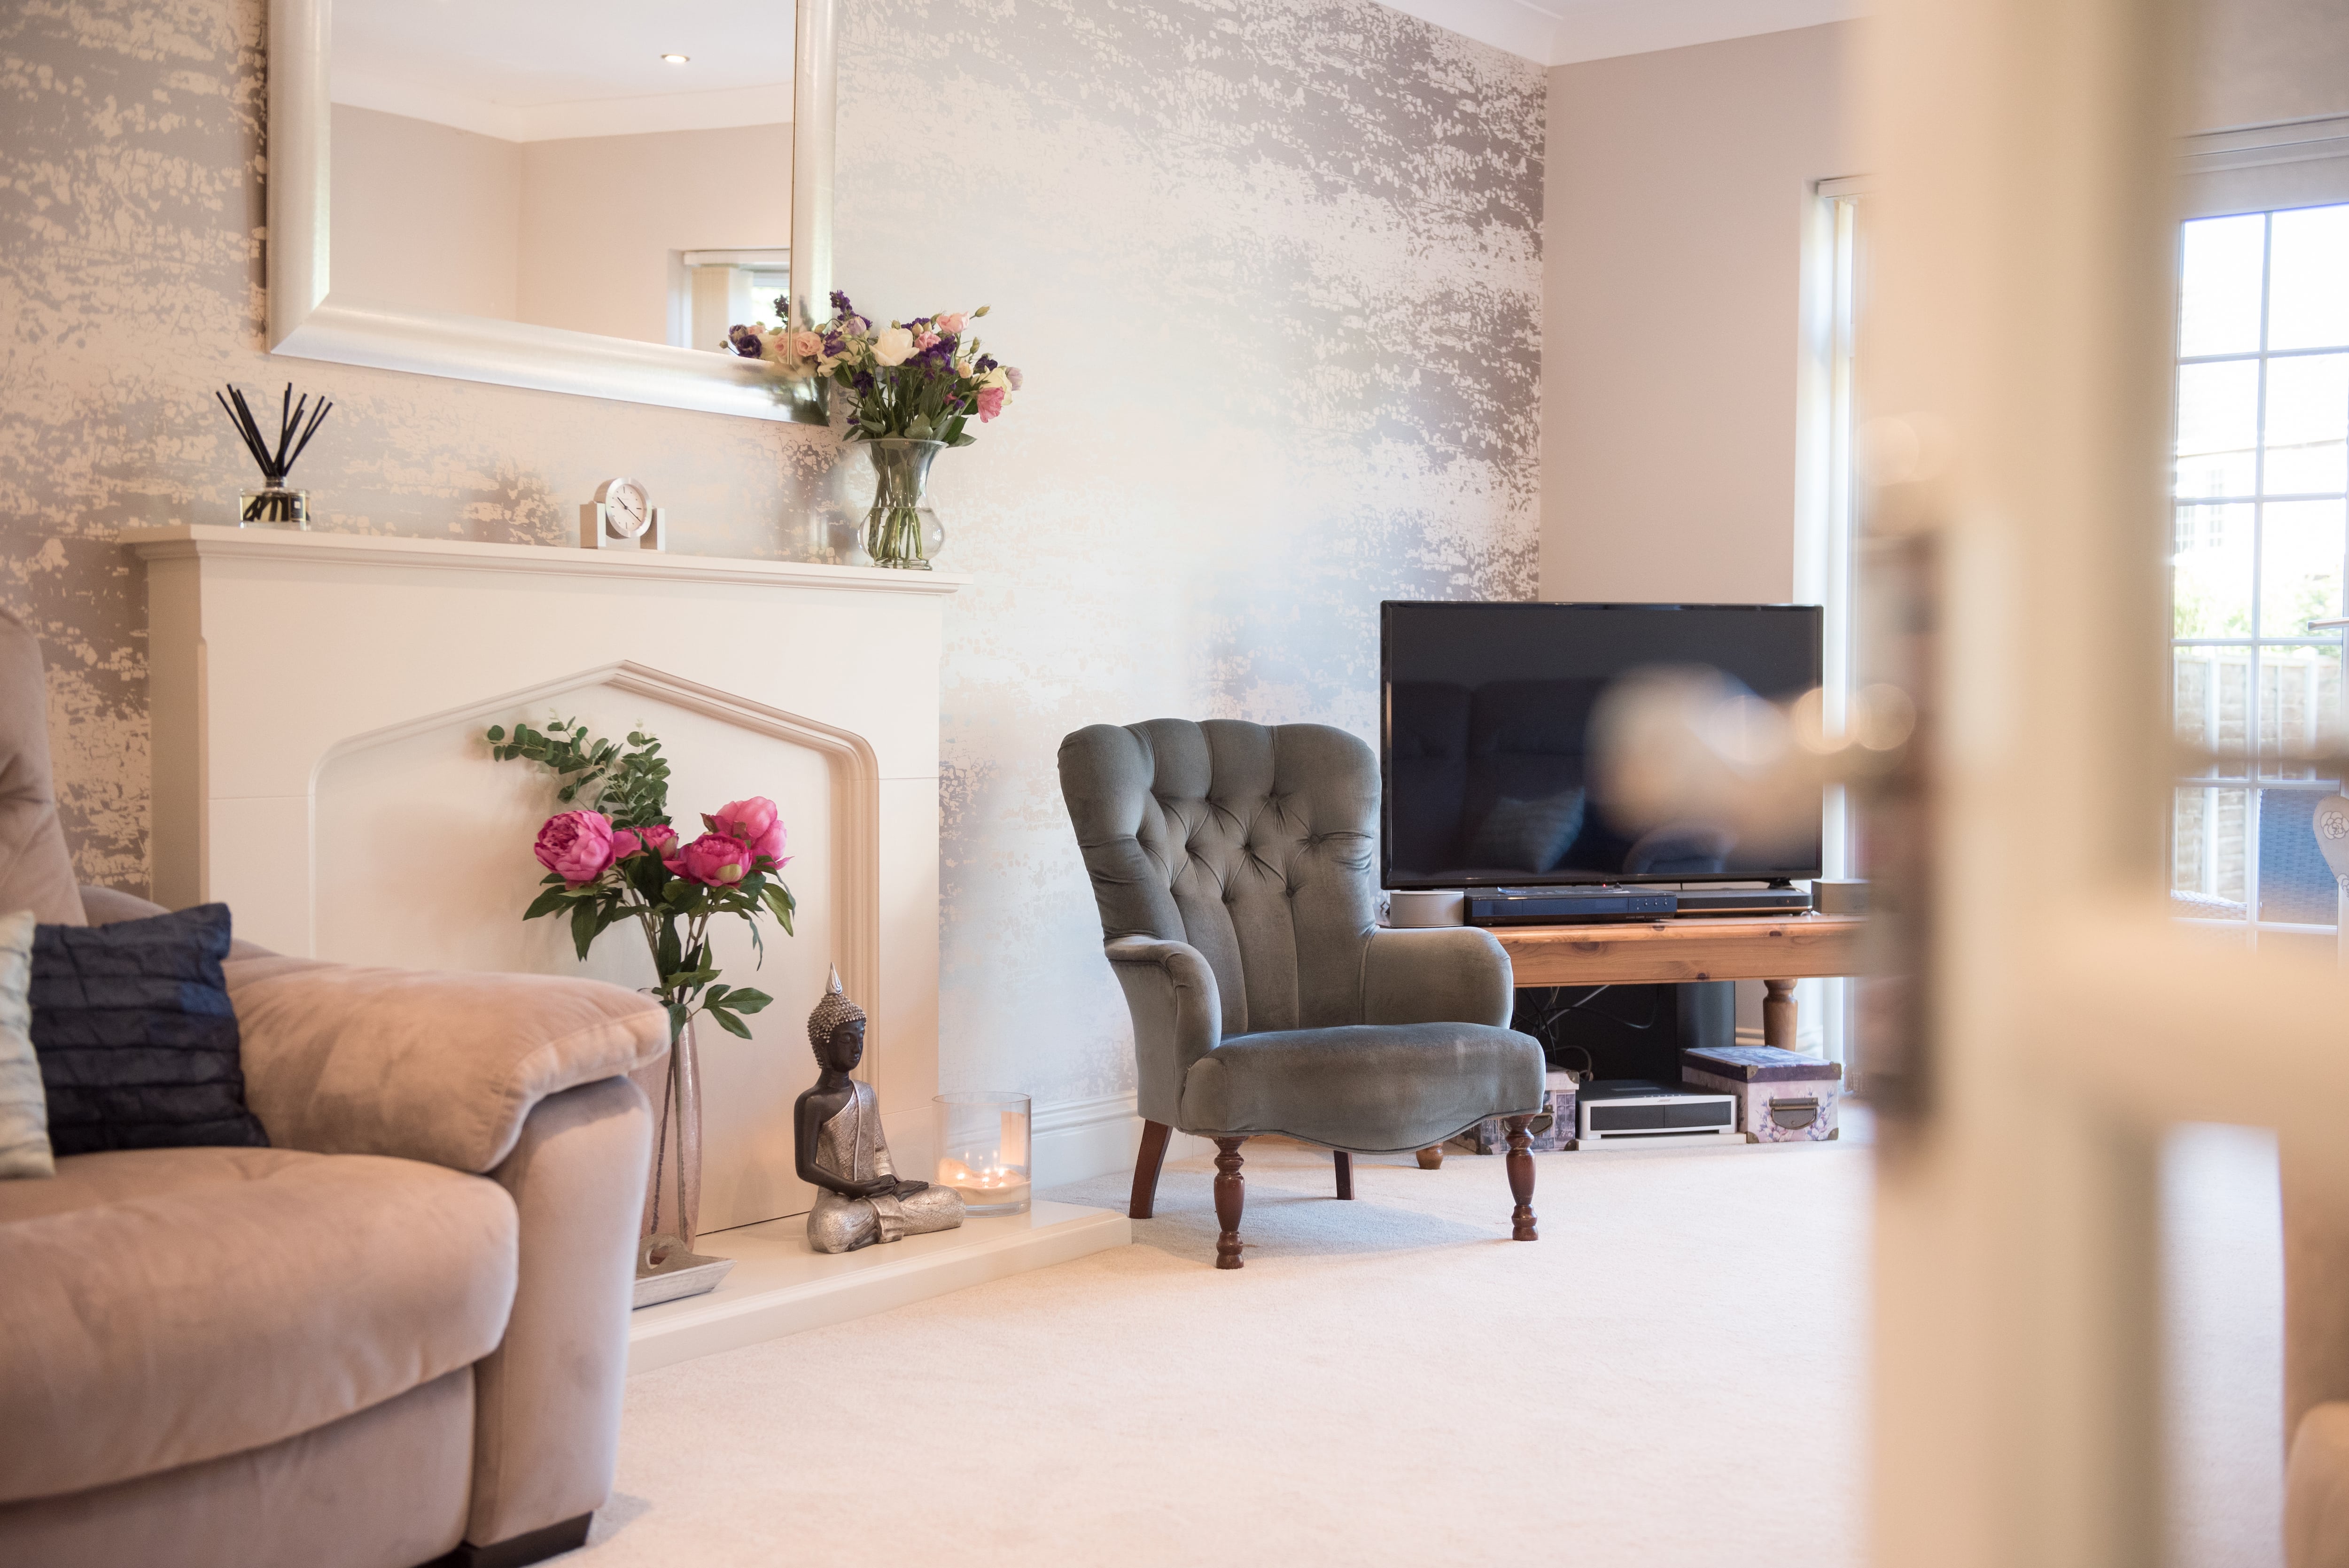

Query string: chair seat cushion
[1180,1022,1546,1152]
[0,1145,518,1504]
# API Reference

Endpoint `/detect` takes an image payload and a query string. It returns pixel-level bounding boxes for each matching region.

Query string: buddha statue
[796,969,964,1253]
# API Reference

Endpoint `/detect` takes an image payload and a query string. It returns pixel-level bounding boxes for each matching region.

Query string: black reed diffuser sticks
[215,382,332,525]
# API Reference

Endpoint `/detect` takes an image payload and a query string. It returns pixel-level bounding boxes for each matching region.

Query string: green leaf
[486,725,506,742]
[522,885,573,921]
[569,899,598,961]
[704,983,731,1006]
[707,1006,754,1040]
[727,988,773,1015]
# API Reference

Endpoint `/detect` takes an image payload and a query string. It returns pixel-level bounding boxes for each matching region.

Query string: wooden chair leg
[1129,1120,1173,1220]
[1213,1137,1247,1269]
[1416,1145,1444,1170]
[1504,1114,1539,1241]
[1333,1149,1353,1200]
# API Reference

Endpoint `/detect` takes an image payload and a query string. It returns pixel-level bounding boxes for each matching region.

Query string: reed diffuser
[214,382,332,528]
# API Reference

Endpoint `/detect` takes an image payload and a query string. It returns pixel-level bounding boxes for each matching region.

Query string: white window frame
[1795,172,1870,1068]
[2168,118,2349,950]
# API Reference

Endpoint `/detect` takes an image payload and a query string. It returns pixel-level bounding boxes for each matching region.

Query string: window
[2170,203,2349,948]
[1797,178,1869,1063]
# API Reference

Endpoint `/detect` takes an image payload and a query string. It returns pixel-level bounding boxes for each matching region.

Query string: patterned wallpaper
[0,0,1540,1110]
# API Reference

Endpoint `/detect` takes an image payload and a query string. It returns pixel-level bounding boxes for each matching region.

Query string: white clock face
[598,476,651,537]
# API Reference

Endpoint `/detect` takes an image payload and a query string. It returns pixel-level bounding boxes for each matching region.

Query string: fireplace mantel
[125,522,966,1234]
[124,523,972,596]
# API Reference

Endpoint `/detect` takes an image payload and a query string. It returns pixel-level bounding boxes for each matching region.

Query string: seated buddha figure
[795,970,964,1254]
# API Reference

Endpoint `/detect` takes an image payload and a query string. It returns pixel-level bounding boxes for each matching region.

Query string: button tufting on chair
[1056,716,1547,1270]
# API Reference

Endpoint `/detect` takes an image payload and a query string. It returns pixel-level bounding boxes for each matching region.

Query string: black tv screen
[1380,601,1824,889]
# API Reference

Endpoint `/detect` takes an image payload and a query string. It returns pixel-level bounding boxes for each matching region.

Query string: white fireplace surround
[126,524,965,1231]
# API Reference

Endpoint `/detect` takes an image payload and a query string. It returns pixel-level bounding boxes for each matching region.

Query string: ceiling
[331,0,793,141]
[1380,0,1863,66]
[327,0,1860,143]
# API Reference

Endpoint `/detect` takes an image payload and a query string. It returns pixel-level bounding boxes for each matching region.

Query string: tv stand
[1414,912,1867,1168]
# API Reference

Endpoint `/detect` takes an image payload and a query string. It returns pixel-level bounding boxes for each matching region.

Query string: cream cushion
[0,910,44,1177]
[0,1145,518,1504]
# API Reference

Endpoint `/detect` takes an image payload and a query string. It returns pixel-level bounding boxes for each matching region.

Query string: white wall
[1538,22,1858,606]
[330,104,520,319]
[2195,0,2349,130]
[328,107,789,347]
[518,124,791,346]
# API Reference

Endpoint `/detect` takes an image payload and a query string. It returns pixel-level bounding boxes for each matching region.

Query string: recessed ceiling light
[661,53,689,64]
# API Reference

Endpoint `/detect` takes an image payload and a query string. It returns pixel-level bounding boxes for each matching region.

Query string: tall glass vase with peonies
[488,718,796,1269]
[725,292,1020,569]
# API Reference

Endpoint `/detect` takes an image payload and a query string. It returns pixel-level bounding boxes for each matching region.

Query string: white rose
[978,366,1010,391]
[871,326,916,367]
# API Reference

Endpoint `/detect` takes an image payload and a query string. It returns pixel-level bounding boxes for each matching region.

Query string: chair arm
[1361,926,1517,1028]
[226,955,670,1174]
[1104,936,1222,1128]
[464,1076,650,1550]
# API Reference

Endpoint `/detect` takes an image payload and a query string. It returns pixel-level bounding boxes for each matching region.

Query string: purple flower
[726,324,764,357]
[974,353,998,374]
[1004,365,1024,391]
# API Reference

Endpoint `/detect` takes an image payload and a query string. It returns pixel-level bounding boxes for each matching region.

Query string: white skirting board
[1031,1092,1212,1186]
[627,1200,1130,1374]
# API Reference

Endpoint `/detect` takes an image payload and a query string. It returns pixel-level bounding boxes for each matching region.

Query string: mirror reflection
[328,0,793,353]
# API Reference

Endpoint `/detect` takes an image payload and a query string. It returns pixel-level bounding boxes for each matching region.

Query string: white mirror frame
[265,0,832,424]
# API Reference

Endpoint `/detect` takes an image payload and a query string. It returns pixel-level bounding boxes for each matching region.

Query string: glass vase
[933,1091,1031,1215]
[238,487,309,528]
[628,1015,703,1272]
[861,438,947,570]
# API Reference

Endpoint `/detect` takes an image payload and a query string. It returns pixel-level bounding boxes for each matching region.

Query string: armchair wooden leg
[1504,1114,1538,1241]
[1416,1145,1444,1170]
[1213,1137,1247,1269]
[1333,1150,1353,1199]
[1130,1120,1173,1220]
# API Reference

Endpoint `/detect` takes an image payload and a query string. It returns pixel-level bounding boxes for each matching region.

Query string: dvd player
[1671,884,1813,916]
[1465,887,1676,925]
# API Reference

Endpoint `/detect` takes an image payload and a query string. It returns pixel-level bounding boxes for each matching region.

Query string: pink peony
[792,331,823,361]
[534,810,614,885]
[672,832,751,886]
[612,822,677,861]
[976,385,1006,422]
[705,797,788,871]
[937,312,968,335]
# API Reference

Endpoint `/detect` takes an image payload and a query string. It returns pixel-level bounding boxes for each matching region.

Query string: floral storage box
[1680,1046,1842,1142]
[1457,1070,1581,1154]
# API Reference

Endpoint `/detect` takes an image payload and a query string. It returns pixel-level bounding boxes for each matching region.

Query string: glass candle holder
[238,488,310,528]
[933,1091,1031,1216]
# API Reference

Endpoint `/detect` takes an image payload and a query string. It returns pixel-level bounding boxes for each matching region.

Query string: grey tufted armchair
[1057,718,1548,1269]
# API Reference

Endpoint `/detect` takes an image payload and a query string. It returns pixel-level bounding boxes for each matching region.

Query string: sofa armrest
[2290,1402,2349,1568]
[226,956,670,1174]
[464,1076,649,1550]
[1104,936,1221,1129]
[1361,926,1517,1028]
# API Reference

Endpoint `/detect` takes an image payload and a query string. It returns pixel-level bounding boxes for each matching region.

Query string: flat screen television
[1380,601,1823,889]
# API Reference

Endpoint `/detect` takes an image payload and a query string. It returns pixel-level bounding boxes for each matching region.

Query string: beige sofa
[0,615,668,1568]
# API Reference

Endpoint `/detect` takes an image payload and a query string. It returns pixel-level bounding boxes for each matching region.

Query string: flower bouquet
[726,292,1022,569]
[489,718,797,1264]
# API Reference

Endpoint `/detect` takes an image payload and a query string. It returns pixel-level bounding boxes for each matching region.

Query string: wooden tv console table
[1416,912,1869,1167]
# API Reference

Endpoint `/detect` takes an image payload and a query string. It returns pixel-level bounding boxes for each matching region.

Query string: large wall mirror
[267,0,832,423]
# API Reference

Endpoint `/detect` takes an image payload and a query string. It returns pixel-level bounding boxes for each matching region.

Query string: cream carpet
[576,1136,1876,1567]
[571,1126,2281,1567]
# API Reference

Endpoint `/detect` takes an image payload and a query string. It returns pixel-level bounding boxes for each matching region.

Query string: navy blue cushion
[32,903,266,1156]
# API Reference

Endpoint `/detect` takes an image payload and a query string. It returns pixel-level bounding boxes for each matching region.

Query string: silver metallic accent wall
[0,0,1541,1110]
